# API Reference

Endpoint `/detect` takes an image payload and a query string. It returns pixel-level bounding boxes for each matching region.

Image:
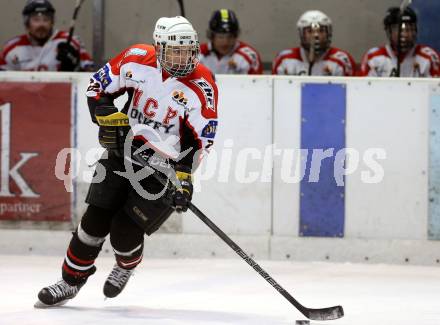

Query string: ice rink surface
[1,255,440,325]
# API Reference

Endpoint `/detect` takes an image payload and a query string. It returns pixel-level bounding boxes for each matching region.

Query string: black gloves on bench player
[57,42,80,71]
[95,106,130,155]
[173,165,193,213]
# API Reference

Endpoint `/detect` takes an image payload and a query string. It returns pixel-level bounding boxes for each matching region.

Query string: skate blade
[34,299,68,309]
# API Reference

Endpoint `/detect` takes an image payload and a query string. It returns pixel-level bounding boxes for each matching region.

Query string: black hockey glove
[56,42,80,71]
[173,165,193,213]
[95,106,130,155]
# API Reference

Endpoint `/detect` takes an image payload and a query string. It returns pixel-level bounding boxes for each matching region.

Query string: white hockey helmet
[297,10,332,56]
[153,16,200,78]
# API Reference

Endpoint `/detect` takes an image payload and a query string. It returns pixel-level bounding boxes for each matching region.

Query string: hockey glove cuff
[173,166,193,213]
[95,106,130,154]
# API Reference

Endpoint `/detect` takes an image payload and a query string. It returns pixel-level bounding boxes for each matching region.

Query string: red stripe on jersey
[325,48,356,76]
[236,49,252,65]
[368,46,390,60]
[109,44,157,76]
[415,45,437,62]
[0,55,6,66]
[414,46,440,76]
[67,248,94,265]
[236,41,263,74]
[200,43,210,56]
[1,34,31,58]
[326,57,345,74]
[360,46,389,76]
[52,31,81,49]
[80,52,92,61]
[272,48,302,74]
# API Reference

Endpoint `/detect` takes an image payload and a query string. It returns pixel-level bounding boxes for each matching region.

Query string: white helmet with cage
[153,16,200,78]
[297,10,332,58]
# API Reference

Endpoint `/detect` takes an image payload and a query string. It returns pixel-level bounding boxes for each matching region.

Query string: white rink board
[271,77,431,240]
[186,76,273,235]
[0,72,439,264]
[272,79,301,236]
[344,79,429,240]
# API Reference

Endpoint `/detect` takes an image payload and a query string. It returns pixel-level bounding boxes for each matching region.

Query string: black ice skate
[34,279,84,308]
[103,264,134,298]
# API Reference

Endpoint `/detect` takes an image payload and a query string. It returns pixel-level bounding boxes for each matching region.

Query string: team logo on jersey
[201,120,217,139]
[93,65,112,90]
[125,48,147,57]
[191,78,216,117]
[12,55,19,65]
[125,70,145,84]
[172,90,188,107]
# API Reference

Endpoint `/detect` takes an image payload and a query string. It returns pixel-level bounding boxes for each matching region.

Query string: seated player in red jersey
[0,0,93,71]
[200,9,263,75]
[273,10,356,76]
[360,6,439,77]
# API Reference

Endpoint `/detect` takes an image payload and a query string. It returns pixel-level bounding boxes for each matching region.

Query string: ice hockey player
[272,10,356,76]
[360,6,440,77]
[34,16,218,307]
[0,0,93,71]
[200,9,263,74]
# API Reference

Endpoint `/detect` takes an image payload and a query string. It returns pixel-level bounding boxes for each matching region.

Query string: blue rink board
[299,83,346,237]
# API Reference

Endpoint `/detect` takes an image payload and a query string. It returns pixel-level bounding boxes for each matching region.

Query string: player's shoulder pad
[109,44,157,75]
[415,45,439,59]
[236,41,260,57]
[180,63,218,119]
[2,34,30,56]
[276,48,300,60]
[365,46,388,59]
[328,48,354,63]
[52,30,81,48]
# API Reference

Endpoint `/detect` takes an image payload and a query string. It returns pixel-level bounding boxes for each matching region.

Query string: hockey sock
[113,243,144,270]
[62,223,105,285]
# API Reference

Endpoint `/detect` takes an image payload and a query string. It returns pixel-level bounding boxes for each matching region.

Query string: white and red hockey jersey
[360,44,440,77]
[0,30,93,71]
[272,47,356,76]
[200,40,263,75]
[86,44,218,168]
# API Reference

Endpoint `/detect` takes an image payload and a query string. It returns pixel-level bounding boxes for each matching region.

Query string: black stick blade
[303,305,344,321]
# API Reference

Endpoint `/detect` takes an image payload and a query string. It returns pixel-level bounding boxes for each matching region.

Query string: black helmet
[208,9,240,37]
[383,6,417,52]
[22,0,55,19]
[383,6,417,29]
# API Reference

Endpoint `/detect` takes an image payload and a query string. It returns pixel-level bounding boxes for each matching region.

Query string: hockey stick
[67,0,86,45]
[396,0,412,77]
[176,0,186,17]
[131,151,344,321]
[186,202,344,321]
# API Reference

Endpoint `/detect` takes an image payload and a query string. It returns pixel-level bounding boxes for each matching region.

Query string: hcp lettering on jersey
[125,48,147,57]
[201,120,217,139]
[93,65,112,90]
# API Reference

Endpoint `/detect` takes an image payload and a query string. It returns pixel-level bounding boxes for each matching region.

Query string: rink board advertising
[0,82,72,221]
